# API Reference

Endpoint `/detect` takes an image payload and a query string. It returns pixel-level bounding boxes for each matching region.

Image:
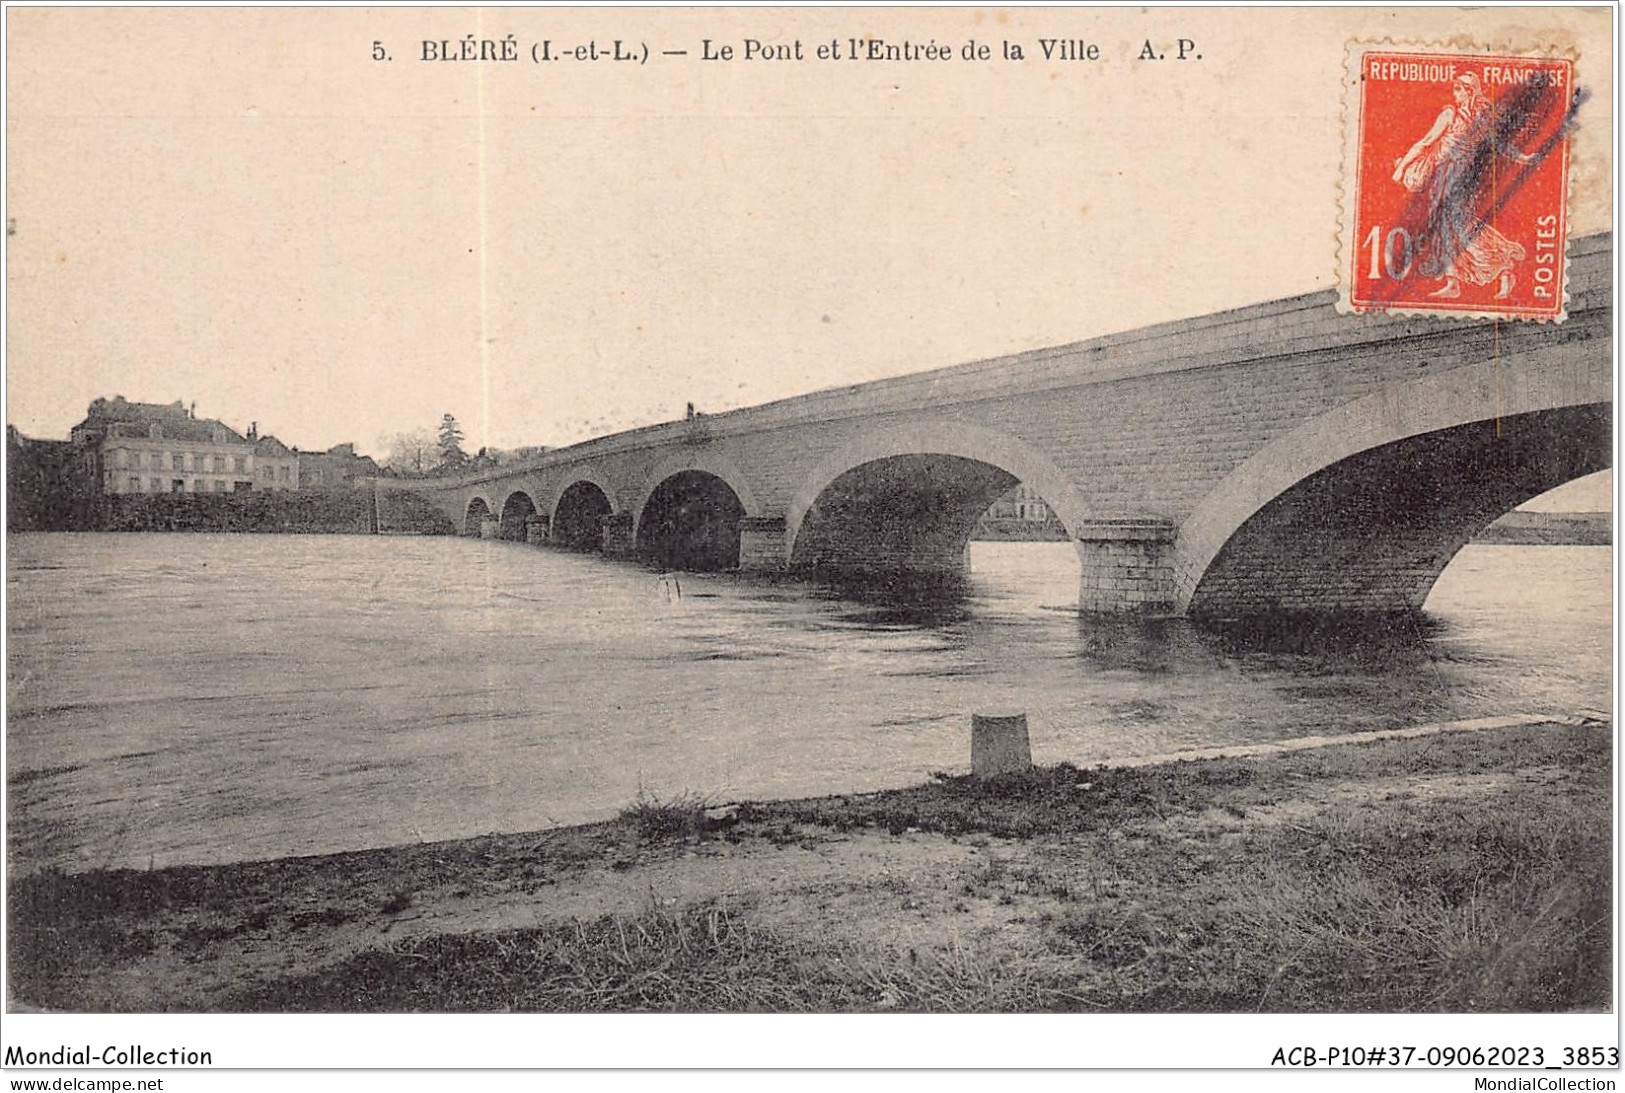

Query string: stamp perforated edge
[1335,39,1579,323]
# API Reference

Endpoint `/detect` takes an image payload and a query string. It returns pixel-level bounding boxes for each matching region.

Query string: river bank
[8,717,1609,1013]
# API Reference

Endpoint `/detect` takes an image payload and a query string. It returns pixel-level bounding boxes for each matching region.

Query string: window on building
[127,476,141,492]
[172,480,186,493]
[194,479,204,492]
[234,455,247,473]
[173,453,186,470]
[214,480,227,492]
[213,455,226,473]
[150,477,161,492]
[279,465,291,483]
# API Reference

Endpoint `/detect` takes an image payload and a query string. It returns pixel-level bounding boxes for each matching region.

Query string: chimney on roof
[248,421,258,441]
[189,402,196,419]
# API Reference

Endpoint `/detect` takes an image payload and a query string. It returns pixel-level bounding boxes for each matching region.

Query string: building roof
[252,435,295,457]
[298,443,380,468]
[73,396,246,445]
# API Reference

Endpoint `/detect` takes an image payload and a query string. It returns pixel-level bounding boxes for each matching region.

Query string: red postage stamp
[1341,46,1575,320]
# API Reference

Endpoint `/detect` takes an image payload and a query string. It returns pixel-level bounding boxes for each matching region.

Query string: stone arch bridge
[390,234,1611,619]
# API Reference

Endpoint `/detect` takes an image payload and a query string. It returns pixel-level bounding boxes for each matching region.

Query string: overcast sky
[5,7,1613,514]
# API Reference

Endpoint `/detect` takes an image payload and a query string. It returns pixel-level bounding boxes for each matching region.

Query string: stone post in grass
[971,711,1032,778]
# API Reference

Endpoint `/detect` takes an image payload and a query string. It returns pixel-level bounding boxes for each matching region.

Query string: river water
[5,533,1611,874]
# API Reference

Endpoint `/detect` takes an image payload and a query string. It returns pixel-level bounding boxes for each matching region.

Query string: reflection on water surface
[6,534,1609,873]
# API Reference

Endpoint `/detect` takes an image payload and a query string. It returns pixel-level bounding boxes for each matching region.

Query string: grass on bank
[8,722,1612,1013]
[618,788,717,840]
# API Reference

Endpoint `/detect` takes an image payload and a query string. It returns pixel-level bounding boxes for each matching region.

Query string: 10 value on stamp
[1343,47,1574,321]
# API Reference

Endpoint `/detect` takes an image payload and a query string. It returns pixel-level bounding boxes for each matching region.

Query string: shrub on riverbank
[619,789,717,840]
[94,490,453,535]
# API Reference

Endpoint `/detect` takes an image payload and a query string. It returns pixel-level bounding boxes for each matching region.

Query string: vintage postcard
[2,5,1615,1087]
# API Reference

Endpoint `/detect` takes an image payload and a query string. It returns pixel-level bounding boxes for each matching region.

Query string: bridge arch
[785,419,1089,577]
[547,469,619,520]
[635,469,749,571]
[462,495,495,537]
[631,450,761,535]
[551,477,616,551]
[499,490,539,542]
[1175,351,1611,617]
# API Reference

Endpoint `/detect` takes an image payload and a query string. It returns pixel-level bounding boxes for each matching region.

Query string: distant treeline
[1474,510,1611,547]
[971,517,1070,542]
[969,511,1608,546]
[7,434,100,531]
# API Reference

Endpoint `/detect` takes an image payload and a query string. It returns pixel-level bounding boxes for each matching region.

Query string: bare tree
[384,428,436,475]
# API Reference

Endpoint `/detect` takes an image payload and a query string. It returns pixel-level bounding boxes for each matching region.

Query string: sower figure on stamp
[1391,72,1537,300]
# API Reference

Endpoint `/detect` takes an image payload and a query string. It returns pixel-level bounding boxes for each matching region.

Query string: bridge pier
[738,516,789,573]
[1075,518,1176,615]
[478,516,500,540]
[525,514,549,545]
[601,511,635,557]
